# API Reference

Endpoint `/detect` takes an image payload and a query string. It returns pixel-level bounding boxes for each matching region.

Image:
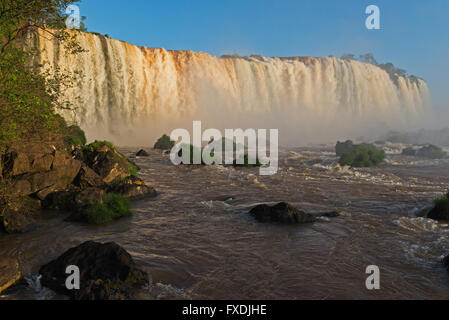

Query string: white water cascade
[35,30,430,145]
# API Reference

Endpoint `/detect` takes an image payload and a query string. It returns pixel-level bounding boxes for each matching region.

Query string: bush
[67,125,86,146]
[428,190,449,221]
[84,193,131,225]
[402,147,417,156]
[336,140,355,157]
[416,144,447,159]
[339,144,386,167]
[154,134,175,150]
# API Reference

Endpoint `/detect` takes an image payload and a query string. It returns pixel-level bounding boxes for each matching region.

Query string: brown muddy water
[1,144,449,300]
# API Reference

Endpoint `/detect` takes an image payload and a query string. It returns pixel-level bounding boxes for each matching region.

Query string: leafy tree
[0,0,84,150]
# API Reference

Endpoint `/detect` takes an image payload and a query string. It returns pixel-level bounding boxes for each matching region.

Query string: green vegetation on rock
[338,142,386,167]
[416,145,447,159]
[84,193,131,225]
[154,134,175,150]
[428,190,449,221]
[67,125,87,146]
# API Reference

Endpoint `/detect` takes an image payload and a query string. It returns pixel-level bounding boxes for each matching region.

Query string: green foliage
[402,147,417,156]
[154,134,175,150]
[339,144,386,167]
[126,161,138,177]
[336,140,355,157]
[84,193,131,225]
[0,1,85,151]
[67,124,86,146]
[432,191,449,220]
[416,144,447,159]
[340,53,422,84]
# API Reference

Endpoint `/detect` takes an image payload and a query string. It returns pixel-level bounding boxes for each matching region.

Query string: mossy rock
[338,143,385,167]
[154,134,175,150]
[428,190,449,221]
[81,141,138,183]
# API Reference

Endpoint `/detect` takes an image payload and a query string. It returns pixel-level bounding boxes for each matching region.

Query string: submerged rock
[39,241,149,300]
[249,202,316,224]
[0,257,21,294]
[136,149,149,157]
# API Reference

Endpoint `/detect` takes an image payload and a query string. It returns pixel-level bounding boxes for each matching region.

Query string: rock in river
[249,202,316,224]
[39,241,149,300]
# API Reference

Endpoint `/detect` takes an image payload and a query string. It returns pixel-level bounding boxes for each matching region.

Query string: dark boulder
[136,149,149,157]
[444,254,449,270]
[39,241,149,300]
[108,176,157,200]
[0,257,21,294]
[42,191,76,211]
[249,202,316,224]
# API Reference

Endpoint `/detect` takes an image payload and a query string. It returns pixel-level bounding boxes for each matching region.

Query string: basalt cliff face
[31,30,430,145]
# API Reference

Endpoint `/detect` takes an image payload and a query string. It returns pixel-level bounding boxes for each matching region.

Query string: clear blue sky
[77,0,449,109]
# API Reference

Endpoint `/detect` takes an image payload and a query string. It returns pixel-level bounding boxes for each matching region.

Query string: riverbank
[1,146,449,300]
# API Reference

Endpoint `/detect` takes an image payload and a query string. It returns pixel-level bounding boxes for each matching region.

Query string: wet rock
[0,258,21,294]
[82,142,134,184]
[74,188,106,207]
[108,176,157,200]
[249,202,316,224]
[39,241,149,300]
[136,149,149,157]
[0,197,41,233]
[42,191,76,211]
[73,164,105,189]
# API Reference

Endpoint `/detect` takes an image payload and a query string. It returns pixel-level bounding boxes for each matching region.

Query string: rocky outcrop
[0,197,41,233]
[136,149,149,157]
[0,257,21,294]
[1,140,156,233]
[108,176,157,200]
[39,241,148,300]
[82,142,135,184]
[250,202,316,224]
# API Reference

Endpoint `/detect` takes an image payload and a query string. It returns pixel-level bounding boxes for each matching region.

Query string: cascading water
[34,30,430,145]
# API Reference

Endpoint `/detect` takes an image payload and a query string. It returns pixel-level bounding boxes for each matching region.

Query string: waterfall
[35,30,430,146]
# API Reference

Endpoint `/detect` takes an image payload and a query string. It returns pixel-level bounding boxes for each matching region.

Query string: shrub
[339,144,386,167]
[67,125,87,146]
[428,190,449,221]
[416,144,447,159]
[84,193,131,225]
[336,140,355,157]
[154,134,175,150]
